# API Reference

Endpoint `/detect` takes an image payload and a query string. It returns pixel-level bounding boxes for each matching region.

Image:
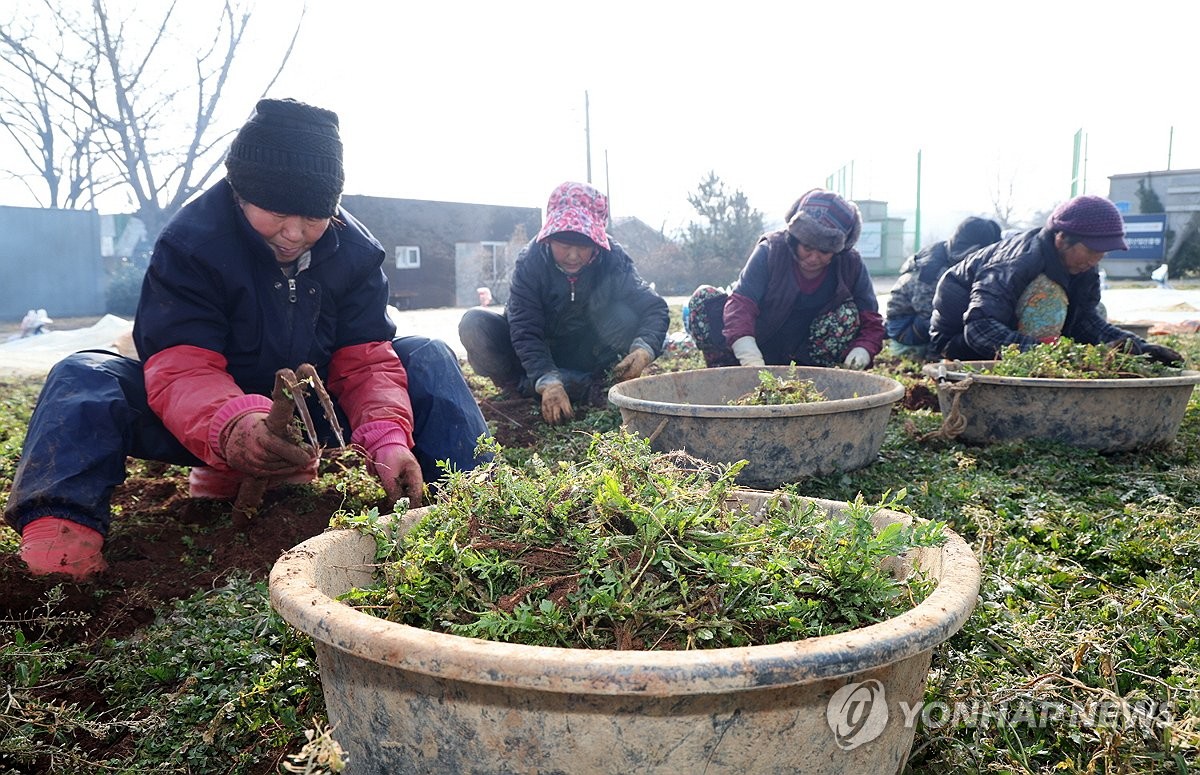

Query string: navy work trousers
[4,336,490,536]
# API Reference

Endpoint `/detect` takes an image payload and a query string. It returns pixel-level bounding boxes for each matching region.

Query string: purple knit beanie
[786,189,862,253]
[1046,195,1128,253]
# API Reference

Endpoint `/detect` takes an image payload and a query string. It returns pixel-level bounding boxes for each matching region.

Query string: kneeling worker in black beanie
[6,98,492,580]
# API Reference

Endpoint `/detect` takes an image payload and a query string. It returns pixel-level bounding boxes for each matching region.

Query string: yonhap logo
[826,680,889,750]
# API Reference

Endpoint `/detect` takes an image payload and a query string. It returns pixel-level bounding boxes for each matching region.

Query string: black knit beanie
[225,98,345,218]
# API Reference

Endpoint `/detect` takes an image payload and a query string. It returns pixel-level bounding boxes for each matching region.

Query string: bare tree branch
[989,170,1018,230]
[0,0,304,240]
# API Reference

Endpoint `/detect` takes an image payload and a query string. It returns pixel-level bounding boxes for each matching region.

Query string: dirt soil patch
[478,395,543,449]
[902,381,939,412]
[0,460,379,771]
[0,475,349,643]
[1,386,586,649]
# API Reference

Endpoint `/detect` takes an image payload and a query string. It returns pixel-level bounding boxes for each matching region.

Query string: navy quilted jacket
[504,238,668,385]
[929,228,1121,358]
[134,180,395,398]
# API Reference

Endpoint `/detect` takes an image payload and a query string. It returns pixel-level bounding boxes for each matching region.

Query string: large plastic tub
[607,366,905,488]
[922,360,1200,451]
[270,493,979,775]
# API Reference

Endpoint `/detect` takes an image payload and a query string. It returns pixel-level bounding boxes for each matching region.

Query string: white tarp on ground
[1098,288,1200,324]
[0,306,474,379]
[1,290,1197,379]
[0,314,133,377]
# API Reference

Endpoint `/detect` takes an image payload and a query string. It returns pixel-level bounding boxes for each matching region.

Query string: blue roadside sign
[1107,214,1166,260]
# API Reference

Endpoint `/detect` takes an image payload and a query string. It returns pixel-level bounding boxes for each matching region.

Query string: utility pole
[584,91,593,184]
[604,149,612,225]
[1071,129,1085,197]
[914,149,922,251]
[1168,126,1175,170]
[1082,132,1088,194]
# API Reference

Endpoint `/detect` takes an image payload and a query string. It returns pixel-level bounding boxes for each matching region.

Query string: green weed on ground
[1,334,1199,773]
[1,577,328,773]
[802,335,1200,773]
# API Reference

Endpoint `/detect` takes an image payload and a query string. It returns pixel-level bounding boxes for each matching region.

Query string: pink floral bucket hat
[535,181,611,249]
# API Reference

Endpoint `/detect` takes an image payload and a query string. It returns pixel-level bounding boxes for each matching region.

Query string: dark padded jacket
[723,232,885,359]
[133,179,414,466]
[929,227,1131,359]
[885,241,952,345]
[504,238,669,386]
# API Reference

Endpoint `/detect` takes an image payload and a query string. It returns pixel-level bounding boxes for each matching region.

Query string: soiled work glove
[221,411,315,477]
[731,336,766,367]
[538,381,574,425]
[1140,342,1184,366]
[368,440,425,508]
[843,347,871,370]
[613,348,653,382]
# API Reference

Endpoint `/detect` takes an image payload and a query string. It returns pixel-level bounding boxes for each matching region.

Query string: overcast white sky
[7,0,1200,243]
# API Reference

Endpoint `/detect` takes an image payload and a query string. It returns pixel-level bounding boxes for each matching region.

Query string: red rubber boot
[19,517,108,580]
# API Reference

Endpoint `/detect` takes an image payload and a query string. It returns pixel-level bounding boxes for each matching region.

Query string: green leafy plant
[88,576,326,770]
[730,366,827,405]
[980,338,1180,378]
[4,335,1200,773]
[342,430,944,650]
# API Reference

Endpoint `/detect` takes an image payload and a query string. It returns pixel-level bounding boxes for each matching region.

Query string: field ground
[1,312,1199,772]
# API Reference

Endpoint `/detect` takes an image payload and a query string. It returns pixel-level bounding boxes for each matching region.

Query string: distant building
[341,195,541,309]
[610,216,669,259]
[1108,169,1200,278]
[853,200,906,275]
[0,205,105,320]
[609,216,691,294]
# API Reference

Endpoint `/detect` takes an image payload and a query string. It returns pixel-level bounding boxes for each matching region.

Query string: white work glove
[843,347,871,370]
[731,336,766,367]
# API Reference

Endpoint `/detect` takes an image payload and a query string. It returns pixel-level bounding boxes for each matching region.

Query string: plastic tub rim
[924,360,1200,390]
[269,496,980,697]
[607,365,906,419]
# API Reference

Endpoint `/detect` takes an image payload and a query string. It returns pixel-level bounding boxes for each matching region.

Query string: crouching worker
[929,194,1182,365]
[686,188,884,370]
[5,98,490,580]
[886,216,1002,358]
[458,181,669,425]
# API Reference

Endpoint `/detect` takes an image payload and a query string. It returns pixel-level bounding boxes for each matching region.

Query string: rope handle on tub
[919,371,974,442]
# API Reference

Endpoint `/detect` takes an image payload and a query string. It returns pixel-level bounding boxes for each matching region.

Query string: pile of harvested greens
[340,430,945,650]
[982,338,1181,379]
[730,367,827,406]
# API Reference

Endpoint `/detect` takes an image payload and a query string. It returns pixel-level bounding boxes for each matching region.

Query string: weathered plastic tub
[606,366,905,488]
[270,493,980,775]
[1113,322,1152,338]
[922,360,1200,451]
